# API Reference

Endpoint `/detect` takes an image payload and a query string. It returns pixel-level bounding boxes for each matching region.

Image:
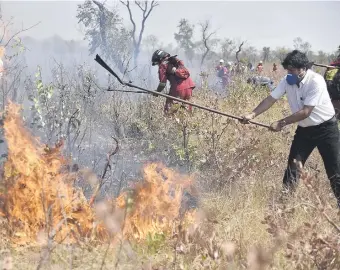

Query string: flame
[116,163,196,241]
[0,102,195,245]
[0,102,107,245]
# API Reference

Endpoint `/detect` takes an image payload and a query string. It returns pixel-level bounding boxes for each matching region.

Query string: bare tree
[0,15,40,109]
[235,41,245,64]
[198,20,218,68]
[120,0,159,66]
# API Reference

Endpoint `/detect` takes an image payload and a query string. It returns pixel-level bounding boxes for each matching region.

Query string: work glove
[153,82,166,97]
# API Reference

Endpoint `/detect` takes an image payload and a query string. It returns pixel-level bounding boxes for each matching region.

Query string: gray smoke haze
[0,1,339,200]
[2,1,340,52]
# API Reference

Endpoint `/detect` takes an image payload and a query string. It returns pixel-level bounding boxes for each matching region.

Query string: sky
[1,1,340,53]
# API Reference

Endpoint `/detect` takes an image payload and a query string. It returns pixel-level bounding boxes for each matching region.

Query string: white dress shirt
[270,69,335,127]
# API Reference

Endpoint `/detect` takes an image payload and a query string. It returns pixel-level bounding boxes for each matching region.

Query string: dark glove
[153,82,166,97]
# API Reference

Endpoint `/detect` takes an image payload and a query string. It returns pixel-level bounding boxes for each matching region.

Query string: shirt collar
[299,69,310,85]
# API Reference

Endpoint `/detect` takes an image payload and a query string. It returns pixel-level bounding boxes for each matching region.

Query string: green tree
[77,0,132,75]
[220,38,236,62]
[174,19,196,64]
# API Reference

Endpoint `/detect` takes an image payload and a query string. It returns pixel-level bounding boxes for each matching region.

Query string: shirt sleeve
[270,78,286,99]
[158,63,168,83]
[303,77,324,106]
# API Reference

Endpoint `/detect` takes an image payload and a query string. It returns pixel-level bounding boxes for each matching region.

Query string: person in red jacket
[256,61,263,73]
[152,49,195,114]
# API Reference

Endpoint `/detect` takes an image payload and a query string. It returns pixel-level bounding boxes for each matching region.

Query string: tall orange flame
[0,102,106,245]
[116,163,195,241]
[0,102,195,246]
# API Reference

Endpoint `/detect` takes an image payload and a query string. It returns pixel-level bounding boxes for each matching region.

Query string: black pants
[283,116,340,205]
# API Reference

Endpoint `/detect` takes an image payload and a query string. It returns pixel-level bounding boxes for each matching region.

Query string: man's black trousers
[283,116,340,205]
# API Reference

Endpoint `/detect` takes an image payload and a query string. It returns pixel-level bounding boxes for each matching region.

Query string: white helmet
[259,60,263,64]
[219,59,224,63]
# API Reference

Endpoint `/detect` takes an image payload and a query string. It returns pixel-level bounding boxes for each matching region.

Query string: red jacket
[330,59,340,67]
[158,59,195,93]
[256,64,263,72]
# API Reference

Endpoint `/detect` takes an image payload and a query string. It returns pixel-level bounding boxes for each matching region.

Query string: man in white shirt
[241,50,340,207]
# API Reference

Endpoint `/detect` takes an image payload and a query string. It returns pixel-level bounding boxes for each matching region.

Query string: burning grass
[115,162,196,241]
[0,102,105,245]
[1,81,340,269]
[0,102,195,249]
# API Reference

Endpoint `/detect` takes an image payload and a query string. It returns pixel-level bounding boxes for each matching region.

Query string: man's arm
[242,95,277,121]
[270,78,323,131]
[277,77,323,127]
[280,106,314,126]
[242,77,286,122]
[252,95,277,117]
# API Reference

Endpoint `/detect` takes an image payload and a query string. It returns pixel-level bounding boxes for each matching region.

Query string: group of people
[215,59,280,91]
[215,59,231,88]
[151,47,340,208]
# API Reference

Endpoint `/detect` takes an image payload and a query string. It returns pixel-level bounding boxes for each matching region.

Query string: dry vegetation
[1,1,340,268]
[0,68,340,270]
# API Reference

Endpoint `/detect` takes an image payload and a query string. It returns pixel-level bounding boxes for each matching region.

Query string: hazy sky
[2,1,340,53]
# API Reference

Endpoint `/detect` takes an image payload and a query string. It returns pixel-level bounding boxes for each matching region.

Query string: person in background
[226,61,233,75]
[247,75,275,91]
[241,50,340,208]
[215,59,229,88]
[248,62,255,72]
[256,61,263,73]
[152,49,195,114]
[273,63,278,72]
[324,56,340,119]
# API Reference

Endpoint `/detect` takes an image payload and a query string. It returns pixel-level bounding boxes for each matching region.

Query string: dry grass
[1,72,340,270]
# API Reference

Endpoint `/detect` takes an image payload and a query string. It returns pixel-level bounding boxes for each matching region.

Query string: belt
[298,115,337,129]
[324,115,337,123]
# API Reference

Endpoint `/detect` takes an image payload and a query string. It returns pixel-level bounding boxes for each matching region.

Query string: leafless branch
[199,20,217,67]
[4,21,41,48]
[120,0,158,64]
[236,41,245,63]
[120,0,136,47]
[0,18,13,44]
[89,137,119,206]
